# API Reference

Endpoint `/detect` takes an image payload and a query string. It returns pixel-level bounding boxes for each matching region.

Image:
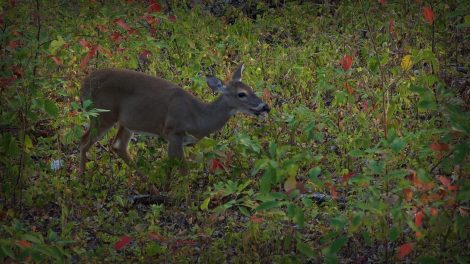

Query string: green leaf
[47,230,58,241]
[284,176,297,192]
[49,36,66,54]
[368,160,384,174]
[145,242,165,256]
[238,206,250,217]
[252,158,269,176]
[309,167,321,179]
[255,201,280,211]
[329,236,347,254]
[82,99,93,110]
[362,231,372,246]
[286,164,298,177]
[294,207,305,228]
[389,226,400,242]
[457,190,470,202]
[44,99,59,117]
[297,241,315,257]
[302,197,313,207]
[269,141,277,158]
[417,168,432,183]
[197,138,217,149]
[22,233,44,244]
[351,213,362,228]
[349,149,363,157]
[330,216,346,229]
[0,244,15,259]
[417,256,439,264]
[200,197,210,210]
[418,99,437,110]
[287,204,296,218]
[390,138,405,153]
[6,134,20,156]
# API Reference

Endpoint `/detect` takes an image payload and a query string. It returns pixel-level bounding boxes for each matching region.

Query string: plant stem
[361,3,388,139]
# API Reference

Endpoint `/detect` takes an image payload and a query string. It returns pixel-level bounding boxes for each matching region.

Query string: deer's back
[81,69,200,134]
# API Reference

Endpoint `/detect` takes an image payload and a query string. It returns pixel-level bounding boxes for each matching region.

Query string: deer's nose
[262,104,270,112]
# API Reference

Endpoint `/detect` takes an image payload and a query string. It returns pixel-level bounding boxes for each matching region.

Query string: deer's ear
[206,76,225,93]
[231,63,244,82]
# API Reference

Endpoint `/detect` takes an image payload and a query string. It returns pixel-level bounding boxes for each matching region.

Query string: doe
[79,64,270,175]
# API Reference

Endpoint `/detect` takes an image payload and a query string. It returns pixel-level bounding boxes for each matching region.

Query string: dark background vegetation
[1,0,469,262]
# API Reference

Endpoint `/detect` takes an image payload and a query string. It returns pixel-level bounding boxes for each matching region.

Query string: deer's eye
[238,92,247,98]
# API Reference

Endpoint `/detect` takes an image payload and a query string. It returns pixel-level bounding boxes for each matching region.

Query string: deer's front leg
[167,133,189,177]
[168,134,184,160]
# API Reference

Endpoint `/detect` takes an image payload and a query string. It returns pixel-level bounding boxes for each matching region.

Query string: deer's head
[206,64,270,118]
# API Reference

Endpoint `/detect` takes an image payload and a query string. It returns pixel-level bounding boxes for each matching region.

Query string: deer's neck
[193,95,234,138]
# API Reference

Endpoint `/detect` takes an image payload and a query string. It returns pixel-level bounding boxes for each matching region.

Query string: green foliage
[1,0,469,262]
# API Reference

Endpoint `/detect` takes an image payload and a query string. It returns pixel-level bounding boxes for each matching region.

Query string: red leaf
[139,50,151,59]
[422,6,435,25]
[168,15,177,22]
[343,82,354,94]
[397,243,413,260]
[114,235,131,250]
[378,0,386,5]
[0,76,17,87]
[262,88,272,105]
[0,14,3,25]
[340,54,353,71]
[329,184,339,199]
[114,18,131,31]
[16,240,32,248]
[80,45,98,70]
[341,172,355,183]
[110,31,123,42]
[11,66,23,78]
[210,159,224,173]
[149,28,157,35]
[250,215,264,223]
[415,210,424,227]
[143,14,159,25]
[174,239,197,247]
[296,181,307,193]
[149,0,161,13]
[415,231,422,238]
[361,101,369,111]
[439,176,451,187]
[430,143,449,151]
[403,188,413,202]
[8,40,20,49]
[430,207,438,216]
[79,38,90,49]
[389,19,395,34]
[51,56,62,65]
[406,170,434,191]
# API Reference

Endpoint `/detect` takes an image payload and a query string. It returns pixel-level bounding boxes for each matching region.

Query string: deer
[79,64,270,176]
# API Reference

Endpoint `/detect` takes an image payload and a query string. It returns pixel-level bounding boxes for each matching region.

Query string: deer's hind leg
[79,117,114,176]
[112,125,134,166]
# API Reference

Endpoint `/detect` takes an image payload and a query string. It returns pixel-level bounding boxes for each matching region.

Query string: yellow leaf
[401,55,413,71]
[284,176,297,193]
[24,135,33,153]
